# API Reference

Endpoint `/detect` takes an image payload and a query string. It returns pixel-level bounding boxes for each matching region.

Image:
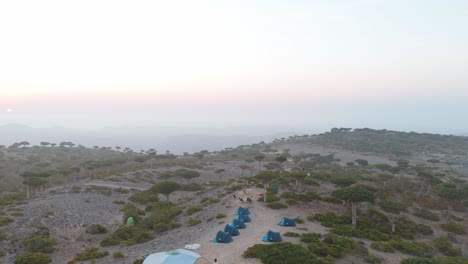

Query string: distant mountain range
[0,123,303,154]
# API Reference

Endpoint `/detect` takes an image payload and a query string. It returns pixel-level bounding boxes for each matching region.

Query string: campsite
[1,129,468,264]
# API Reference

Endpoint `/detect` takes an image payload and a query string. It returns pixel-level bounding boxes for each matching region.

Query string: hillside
[0,129,467,264]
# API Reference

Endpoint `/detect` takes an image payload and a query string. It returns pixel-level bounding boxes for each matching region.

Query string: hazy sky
[1,0,467,133]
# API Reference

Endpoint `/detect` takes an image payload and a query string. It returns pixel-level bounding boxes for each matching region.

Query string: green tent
[126,217,135,227]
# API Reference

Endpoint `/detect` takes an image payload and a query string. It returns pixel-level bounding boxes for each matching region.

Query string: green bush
[209,197,220,203]
[365,254,382,264]
[280,191,298,199]
[299,233,321,243]
[113,252,125,258]
[294,217,304,224]
[152,222,170,233]
[433,237,462,256]
[307,234,366,258]
[113,200,125,204]
[283,232,300,237]
[215,213,226,219]
[266,201,288,209]
[413,208,439,221]
[114,187,129,194]
[23,235,57,253]
[100,226,154,246]
[243,242,318,264]
[303,178,319,186]
[187,218,201,226]
[389,240,433,257]
[310,212,351,227]
[285,198,297,205]
[331,226,390,241]
[330,177,356,187]
[371,242,395,253]
[14,252,52,264]
[129,190,159,205]
[0,216,14,226]
[186,206,203,215]
[435,256,468,264]
[133,259,144,264]
[440,222,465,235]
[74,247,109,261]
[85,224,108,234]
[400,258,439,264]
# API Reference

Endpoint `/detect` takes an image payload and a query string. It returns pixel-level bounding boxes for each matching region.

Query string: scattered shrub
[113,200,125,204]
[86,224,108,234]
[186,206,203,216]
[14,252,52,264]
[266,201,288,209]
[113,252,125,258]
[294,217,304,224]
[285,198,297,205]
[100,226,154,246]
[413,208,439,221]
[283,232,300,237]
[129,190,159,205]
[187,218,201,226]
[114,187,129,194]
[365,254,382,264]
[310,212,351,227]
[243,242,318,264]
[371,242,395,253]
[307,234,366,258]
[215,214,226,219]
[331,177,356,187]
[389,240,433,257]
[400,258,439,264]
[74,247,109,261]
[23,235,57,253]
[440,222,465,235]
[433,236,462,256]
[0,216,14,226]
[303,178,319,186]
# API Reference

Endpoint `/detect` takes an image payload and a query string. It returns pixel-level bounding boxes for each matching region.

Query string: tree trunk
[263,185,267,203]
[26,185,30,199]
[417,180,425,198]
[391,214,395,233]
[447,204,452,221]
[351,202,357,228]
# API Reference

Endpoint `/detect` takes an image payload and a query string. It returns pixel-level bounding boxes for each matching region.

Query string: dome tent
[235,207,250,215]
[262,230,282,242]
[224,224,240,236]
[143,249,206,264]
[278,217,296,227]
[231,218,246,229]
[211,230,233,243]
[237,214,251,223]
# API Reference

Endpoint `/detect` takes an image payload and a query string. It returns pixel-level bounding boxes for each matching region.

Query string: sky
[0,0,467,134]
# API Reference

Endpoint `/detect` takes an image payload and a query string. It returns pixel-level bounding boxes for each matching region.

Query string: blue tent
[237,214,251,223]
[231,219,246,229]
[278,217,296,227]
[262,230,282,242]
[212,231,233,243]
[224,224,240,236]
[235,207,250,215]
